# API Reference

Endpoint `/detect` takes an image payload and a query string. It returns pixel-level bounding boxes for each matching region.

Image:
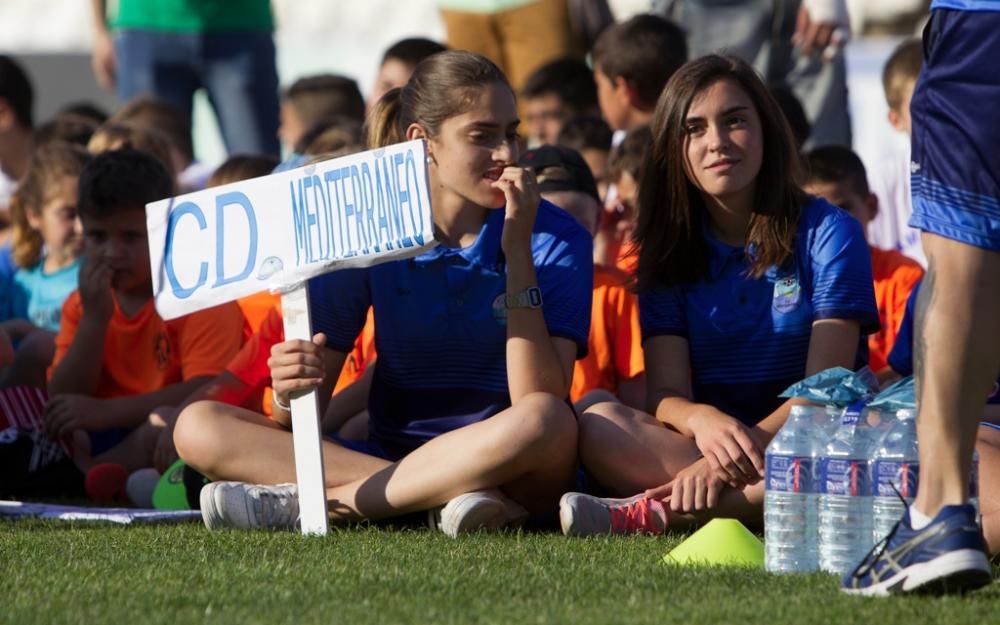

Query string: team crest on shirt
[492,293,507,326]
[773,276,801,313]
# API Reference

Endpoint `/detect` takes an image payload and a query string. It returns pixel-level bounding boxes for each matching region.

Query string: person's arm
[322,361,375,434]
[268,337,346,430]
[90,0,116,90]
[45,376,210,439]
[749,318,862,443]
[48,256,114,396]
[498,168,580,400]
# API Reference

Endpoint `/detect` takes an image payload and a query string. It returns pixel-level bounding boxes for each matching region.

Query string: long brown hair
[366,50,510,149]
[9,141,90,268]
[633,54,805,291]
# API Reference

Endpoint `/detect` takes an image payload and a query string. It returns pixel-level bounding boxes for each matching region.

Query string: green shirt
[108,0,273,33]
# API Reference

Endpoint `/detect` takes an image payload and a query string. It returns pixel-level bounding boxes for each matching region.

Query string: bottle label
[766,454,815,494]
[820,457,872,496]
[840,399,868,426]
[873,460,919,499]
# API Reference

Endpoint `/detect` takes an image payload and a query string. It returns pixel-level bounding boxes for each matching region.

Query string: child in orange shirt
[803,146,923,375]
[520,144,645,411]
[45,149,243,472]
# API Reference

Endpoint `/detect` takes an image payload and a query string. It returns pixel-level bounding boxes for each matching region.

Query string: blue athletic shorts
[909,9,1000,252]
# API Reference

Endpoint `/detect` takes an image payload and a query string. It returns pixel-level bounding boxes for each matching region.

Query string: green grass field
[3,521,998,625]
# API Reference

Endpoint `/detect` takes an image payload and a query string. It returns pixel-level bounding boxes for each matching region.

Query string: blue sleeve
[808,205,880,334]
[639,285,687,340]
[307,267,370,353]
[534,223,593,358]
[886,281,919,376]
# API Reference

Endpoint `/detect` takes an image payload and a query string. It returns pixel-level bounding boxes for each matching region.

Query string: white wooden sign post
[146,140,435,535]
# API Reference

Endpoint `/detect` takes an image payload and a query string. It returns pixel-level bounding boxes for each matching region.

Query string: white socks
[909,505,933,530]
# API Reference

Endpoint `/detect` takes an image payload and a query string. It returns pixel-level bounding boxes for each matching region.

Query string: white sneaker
[200,481,300,530]
[428,489,529,537]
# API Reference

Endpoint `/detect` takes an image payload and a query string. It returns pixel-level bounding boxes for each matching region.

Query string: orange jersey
[869,247,923,372]
[226,305,376,415]
[49,291,244,398]
[570,266,645,403]
[237,290,281,341]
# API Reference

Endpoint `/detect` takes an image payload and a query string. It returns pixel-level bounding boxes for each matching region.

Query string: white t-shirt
[865,137,926,267]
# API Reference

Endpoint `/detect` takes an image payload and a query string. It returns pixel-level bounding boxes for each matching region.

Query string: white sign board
[147,139,436,319]
[145,140,436,535]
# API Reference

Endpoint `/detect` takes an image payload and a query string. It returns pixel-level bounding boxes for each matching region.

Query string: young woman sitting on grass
[173,51,593,535]
[559,54,879,535]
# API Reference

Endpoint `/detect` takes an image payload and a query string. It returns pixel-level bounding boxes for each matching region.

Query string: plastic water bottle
[765,405,833,573]
[872,409,918,544]
[818,402,888,575]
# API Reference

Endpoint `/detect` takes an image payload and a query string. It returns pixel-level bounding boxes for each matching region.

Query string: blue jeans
[115,29,280,157]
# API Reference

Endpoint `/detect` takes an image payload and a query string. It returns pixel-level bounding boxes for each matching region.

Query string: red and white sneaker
[559,492,667,536]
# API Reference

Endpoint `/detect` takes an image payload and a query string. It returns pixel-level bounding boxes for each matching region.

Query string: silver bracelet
[272,392,291,412]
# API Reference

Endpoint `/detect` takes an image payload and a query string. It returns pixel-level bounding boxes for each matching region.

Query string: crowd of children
[0,3,996,596]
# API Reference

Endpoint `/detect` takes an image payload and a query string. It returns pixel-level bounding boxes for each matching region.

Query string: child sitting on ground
[803,146,923,376]
[1,142,91,388]
[520,144,645,412]
[44,149,243,474]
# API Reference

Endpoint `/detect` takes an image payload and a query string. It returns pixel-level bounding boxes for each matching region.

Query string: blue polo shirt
[639,197,879,426]
[888,279,1000,405]
[309,199,593,455]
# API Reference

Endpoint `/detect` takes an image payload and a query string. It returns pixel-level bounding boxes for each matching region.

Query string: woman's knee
[510,392,578,456]
[173,401,231,469]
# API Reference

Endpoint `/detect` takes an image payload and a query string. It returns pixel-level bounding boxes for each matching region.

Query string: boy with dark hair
[803,145,922,375]
[590,14,687,133]
[866,38,925,266]
[369,37,447,109]
[520,57,599,147]
[557,115,613,200]
[45,149,243,472]
[280,74,365,153]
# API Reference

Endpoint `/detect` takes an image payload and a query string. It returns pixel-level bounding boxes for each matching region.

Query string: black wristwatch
[504,286,543,309]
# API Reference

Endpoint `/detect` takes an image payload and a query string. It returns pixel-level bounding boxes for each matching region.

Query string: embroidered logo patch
[773,276,801,313]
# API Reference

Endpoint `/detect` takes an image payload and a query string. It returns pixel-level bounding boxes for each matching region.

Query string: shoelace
[253,488,297,529]
[609,498,663,534]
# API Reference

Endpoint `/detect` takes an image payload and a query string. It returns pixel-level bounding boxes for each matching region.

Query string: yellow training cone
[662,518,764,567]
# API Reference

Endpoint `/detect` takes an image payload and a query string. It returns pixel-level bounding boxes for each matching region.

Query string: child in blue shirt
[560,54,878,536]
[173,51,593,535]
[1,142,90,387]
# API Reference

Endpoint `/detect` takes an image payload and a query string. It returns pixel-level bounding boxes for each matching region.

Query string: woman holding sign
[174,51,593,534]
[558,55,878,535]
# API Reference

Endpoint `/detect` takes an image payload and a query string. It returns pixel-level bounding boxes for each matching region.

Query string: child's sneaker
[559,492,667,536]
[842,504,992,596]
[428,489,529,537]
[200,481,300,530]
